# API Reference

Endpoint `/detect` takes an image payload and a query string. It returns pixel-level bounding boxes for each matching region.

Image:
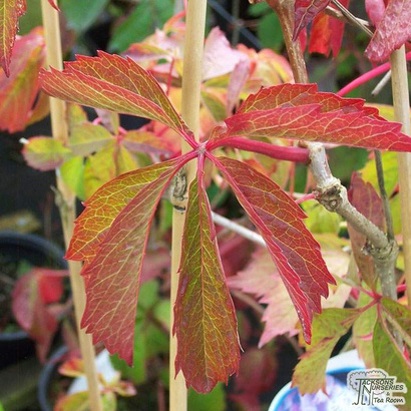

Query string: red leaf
[308,0,349,56]
[174,175,240,393]
[40,51,190,139]
[365,0,386,26]
[67,159,182,363]
[203,27,248,80]
[38,268,67,304]
[347,173,385,288]
[222,84,411,152]
[0,29,45,132]
[293,0,331,40]
[0,0,27,77]
[47,0,60,11]
[365,0,411,62]
[12,268,60,361]
[67,158,181,265]
[228,248,300,343]
[213,156,335,343]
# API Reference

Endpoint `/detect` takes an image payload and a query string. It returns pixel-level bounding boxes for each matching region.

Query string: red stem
[206,137,309,163]
[338,51,411,97]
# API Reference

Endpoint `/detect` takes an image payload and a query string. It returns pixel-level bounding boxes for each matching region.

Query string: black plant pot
[37,345,69,411]
[0,230,67,369]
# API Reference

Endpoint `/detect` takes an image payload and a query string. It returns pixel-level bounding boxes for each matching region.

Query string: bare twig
[331,0,373,37]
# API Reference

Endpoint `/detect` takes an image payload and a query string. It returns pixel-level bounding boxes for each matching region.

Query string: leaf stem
[207,137,309,163]
[170,0,207,409]
[40,2,103,410]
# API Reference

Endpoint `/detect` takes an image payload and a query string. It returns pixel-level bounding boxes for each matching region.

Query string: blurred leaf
[347,173,385,289]
[23,137,71,171]
[54,391,116,411]
[0,28,45,132]
[361,151,399,198]
[352,289,376,368]
[302,199,341,234]
[60,0,109,33]
[108,0,173,52]
[257,12,284,51]
[69,124,113,157]
[188,383,226,411]
[61,156,86,201]
[389,194,402,235]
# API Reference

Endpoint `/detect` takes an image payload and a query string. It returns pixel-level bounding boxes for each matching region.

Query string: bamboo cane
[390,46,411,305]
[40,2,103,410]
[169,0,207,410]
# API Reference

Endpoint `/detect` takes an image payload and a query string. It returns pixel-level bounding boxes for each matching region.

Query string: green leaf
[302,199,341,234]
[381,298,411,345]
[214,156,335,343]
[361,151,399,198]
[373,320,411,408]
[352,290,377,368]
[54,391,116,411]
[40,52,190,138]
[201,89,227,122]
[83,143,137,199]
[61,156,86,201]
[23,137,71,171]
[188,383,226,411]
[108,0,173,52]
[60,0,109,33]
[174,176,240,393]
[67,159,182,363]
[292,308,361,394]
[69,124,113,157]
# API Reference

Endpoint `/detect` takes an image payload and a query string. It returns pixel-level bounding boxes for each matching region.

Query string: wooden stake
[390,45,411,305]
[40,2,103,410]
[169,0,207,410]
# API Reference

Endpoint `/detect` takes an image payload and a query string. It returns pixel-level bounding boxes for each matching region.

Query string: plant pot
[0,230,67,369]
[268,350,366,411]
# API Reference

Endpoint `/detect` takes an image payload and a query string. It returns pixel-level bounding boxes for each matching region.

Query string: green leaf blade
[174,176,240,393]
[293,308,361,394]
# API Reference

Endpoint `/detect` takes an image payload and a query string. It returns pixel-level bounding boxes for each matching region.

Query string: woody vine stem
[268,0,400,301]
